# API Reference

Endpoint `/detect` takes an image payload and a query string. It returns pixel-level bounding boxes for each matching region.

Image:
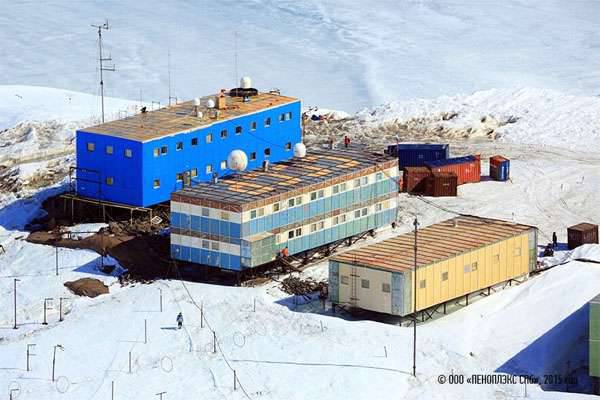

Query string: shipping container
[425,172,457,197]
[387,143,449,168]
[170,146,399,271]
[490,155,510,181]
[567,223,599,250]
[402,167,431,193]
[426,155,481,185]
[329,216,537,316]
[590,294,600,383]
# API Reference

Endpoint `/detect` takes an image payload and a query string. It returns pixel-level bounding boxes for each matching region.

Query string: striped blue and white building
[170,146,399,271]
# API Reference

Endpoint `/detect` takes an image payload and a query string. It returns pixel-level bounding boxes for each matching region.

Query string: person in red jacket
[343,135,351,148]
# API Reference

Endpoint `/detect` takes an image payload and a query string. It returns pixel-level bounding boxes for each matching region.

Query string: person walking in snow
[552,232,558,248]
[176,312,183,329]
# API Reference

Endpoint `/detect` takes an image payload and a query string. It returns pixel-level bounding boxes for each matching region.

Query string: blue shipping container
[489,156,510,181]
[387,143,449,168]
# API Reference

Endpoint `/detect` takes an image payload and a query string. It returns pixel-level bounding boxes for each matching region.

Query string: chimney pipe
[262,160,269,172]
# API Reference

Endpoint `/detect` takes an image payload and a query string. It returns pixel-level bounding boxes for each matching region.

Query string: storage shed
[426,155,481,185]
[329,216,537,316]
[425,171,457,197]
[171,146,399,271]
[567,223,599,250]
[387,143,449,168]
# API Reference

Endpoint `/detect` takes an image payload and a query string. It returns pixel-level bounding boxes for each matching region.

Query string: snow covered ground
[2,1,600,111]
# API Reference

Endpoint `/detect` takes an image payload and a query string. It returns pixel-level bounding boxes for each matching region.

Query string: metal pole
[129,351,132,373]
[412,216,418,377]
[55,247,59,276]
[234,370,237,391]
[43,298,52,325]
[213,331,216,353]
[27,344,36,371]
[59,298,67,322]
[156,392,166,400]
[52,344,63,382]
[144,319,147,344]
[159,288,163,312]
[111,381,114,400]
[200,305,203,329]
[13,278,19,329]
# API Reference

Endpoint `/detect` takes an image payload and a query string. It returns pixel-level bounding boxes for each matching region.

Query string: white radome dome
[293,143,307,158]
[206,98,216,108]
[193,97,201,106]
[240,76,252,89]
[227,150,248,171]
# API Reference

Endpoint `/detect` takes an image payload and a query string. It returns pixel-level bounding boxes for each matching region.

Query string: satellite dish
[193,97,201,106]
[206,98,216,109]
[293,143,307,158]
[227,150,248,171]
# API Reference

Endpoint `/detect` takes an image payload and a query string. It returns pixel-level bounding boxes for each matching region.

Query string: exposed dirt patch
[64,278,109,298]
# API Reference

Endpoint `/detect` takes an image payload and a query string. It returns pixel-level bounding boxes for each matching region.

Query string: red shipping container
[425,172,458,197]
[402,167,431,193]
[426,156,480,185]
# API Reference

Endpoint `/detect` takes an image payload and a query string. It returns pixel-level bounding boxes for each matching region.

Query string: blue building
[75,90,302,207]
[170,146,399,271]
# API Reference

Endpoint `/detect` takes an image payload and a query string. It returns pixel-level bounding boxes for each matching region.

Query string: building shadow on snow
[497,301,594,394]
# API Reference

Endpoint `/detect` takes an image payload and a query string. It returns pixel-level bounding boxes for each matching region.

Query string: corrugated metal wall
[590,298,600,377]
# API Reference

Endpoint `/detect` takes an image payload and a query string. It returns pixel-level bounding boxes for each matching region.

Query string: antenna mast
[234,31,239,86]
[92,20,116,123]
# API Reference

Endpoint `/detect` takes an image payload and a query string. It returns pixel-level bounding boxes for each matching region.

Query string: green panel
[591,301,600,377]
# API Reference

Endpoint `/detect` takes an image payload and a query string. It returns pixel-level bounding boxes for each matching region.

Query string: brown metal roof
[173,145,397,208]
[568,223,598,232]
[80,91,298,142]
[332,216,535,273]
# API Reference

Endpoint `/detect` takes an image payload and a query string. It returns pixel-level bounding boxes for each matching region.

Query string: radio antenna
[91,20,116,123]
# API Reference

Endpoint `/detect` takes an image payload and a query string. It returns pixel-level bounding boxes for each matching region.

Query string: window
[206,133,213,143]
[295,228,302,237]
[273,202,280,212]
[161,146,168,155]
[106,177,114,185]
[361,176,368,185]
[361,279,370,289]
[376,172,383,181]
[441,271,449,281]
[333,185,339,194]
[153,179,160,189]
[258,208,265,217]
[288,198,295,207]
[202,208,209,217]
[340,214,347,223]
[191,137,198,146]
[318,221,324,230]
[382,283,391,293]
[296,196,302,205]
[354,178,361,188]
[211,242,219,251]
[250,152,256,161]
[105,145,113,155]
[514,247,521,256]
[340,182,347,191]
[279,113,285,122]
[202,240,210,249]
[153,148,160,157]
[341,275,349,285]
[220,160,227,170]
[419,279,426,289]
[264,117,271,127]
[333,216,339,225]
[375,203,383,212]
[334,214,346,225]
[264,148,271,156]
[361,207,368,217]
[250,121,257,131]
[310,223,317,233]
[464,264,471,273]
[288,230,295,239]
[124,148,132,158]
[310,192,317,201]
[87,142,95,152]
[235,126,242,135]
[176,173,183,181]
[354,210,361,218]
[176,142,183,151]
[205,164,213,174]
[221,212,230,221]
[250,210,257,219]
[191,168,197,177]
[220,129,228,139]
[286,111,292,120]
[471,262,478,271]
[285,142,291,150]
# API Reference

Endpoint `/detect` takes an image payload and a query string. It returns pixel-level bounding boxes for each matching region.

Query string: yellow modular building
[329,216,537,316]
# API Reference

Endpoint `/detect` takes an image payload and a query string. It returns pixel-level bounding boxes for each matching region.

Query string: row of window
[87,142,133,158]
[340,276,391,293]
[284,207,372,240]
